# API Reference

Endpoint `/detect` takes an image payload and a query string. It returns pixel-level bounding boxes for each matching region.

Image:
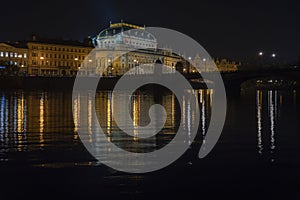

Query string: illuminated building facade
[190,54,240,73]
[26,37,93,76]
[1,22,240,76]
[88,21,182,76]
[0,42,28,73]
[1,37,93,76]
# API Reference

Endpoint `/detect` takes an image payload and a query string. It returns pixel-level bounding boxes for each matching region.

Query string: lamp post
[258,51,264,67]
[108,59,112,76]
[202,58,207,72]
[271,53,277,67]
[134,59,139,75]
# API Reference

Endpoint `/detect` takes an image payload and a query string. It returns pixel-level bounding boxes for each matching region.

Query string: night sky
[1,0,299,62]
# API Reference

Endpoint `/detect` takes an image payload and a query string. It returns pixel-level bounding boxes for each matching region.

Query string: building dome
[93,22,157,49]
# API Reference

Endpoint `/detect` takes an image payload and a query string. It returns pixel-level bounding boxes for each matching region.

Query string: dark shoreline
[0,75,298,91]
[0,76,209,90]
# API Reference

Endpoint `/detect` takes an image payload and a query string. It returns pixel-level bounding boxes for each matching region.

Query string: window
[0,52,3,57]
[5,52,8,57]
[10,52,14,57]
[14,53,18,58]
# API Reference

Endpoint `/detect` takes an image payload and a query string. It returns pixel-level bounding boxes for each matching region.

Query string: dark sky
[1,0,299,62]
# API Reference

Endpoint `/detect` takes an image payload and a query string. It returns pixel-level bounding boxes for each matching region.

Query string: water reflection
[0,89,213,164]
[0,88,298,168]
[0,89,212,165]
[0,91,76,165]
[73,89,213,154]
[256,90,280,162]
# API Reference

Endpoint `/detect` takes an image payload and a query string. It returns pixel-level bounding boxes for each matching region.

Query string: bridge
[185,68,300,93]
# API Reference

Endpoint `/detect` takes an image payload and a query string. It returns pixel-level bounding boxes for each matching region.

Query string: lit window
[14,53,18,58]
[0,52,3,57]
[10,52,14,57]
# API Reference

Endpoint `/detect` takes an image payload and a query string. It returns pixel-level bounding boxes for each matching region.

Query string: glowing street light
[202,58,207,72]
[134,59,139,74]
[271,53,276,58]
[259,52,263,56]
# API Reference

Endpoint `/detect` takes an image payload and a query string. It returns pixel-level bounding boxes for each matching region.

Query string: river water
[0,88,299,199]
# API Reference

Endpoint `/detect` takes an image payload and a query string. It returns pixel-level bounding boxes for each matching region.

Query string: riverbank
[0,75,208,90]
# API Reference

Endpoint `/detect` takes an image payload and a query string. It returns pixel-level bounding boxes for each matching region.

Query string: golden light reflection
[88,94,92,143]
[182,95,186,130]
[17,94,25,133]
[107,92,112,142]
[256,90,263,154]
[17,93,26,151]
[268,91,276,158]
[39,95,45,147]
[73,97,78,132]
[201,95,206,136]
[132,95,140,141]
[171,94,175,127]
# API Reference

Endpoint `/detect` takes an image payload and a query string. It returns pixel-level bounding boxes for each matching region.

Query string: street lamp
[202,58,207,72]
[259,52,263,56]
[134,59,139,75]
[108,59,112,76]
[271,53,276,58]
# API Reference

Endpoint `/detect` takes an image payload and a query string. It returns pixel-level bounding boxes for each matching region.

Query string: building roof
[27,36,94,48]
[97,22,156,41]
[2,41,28,49]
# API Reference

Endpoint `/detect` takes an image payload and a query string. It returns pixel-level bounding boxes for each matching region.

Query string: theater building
[88,21,182,76]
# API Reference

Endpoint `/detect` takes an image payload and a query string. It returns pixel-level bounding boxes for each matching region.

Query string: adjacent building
[0,42,28,74]
[0,36,93,76]
[190,54,240,73]
[27,37,93,76]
